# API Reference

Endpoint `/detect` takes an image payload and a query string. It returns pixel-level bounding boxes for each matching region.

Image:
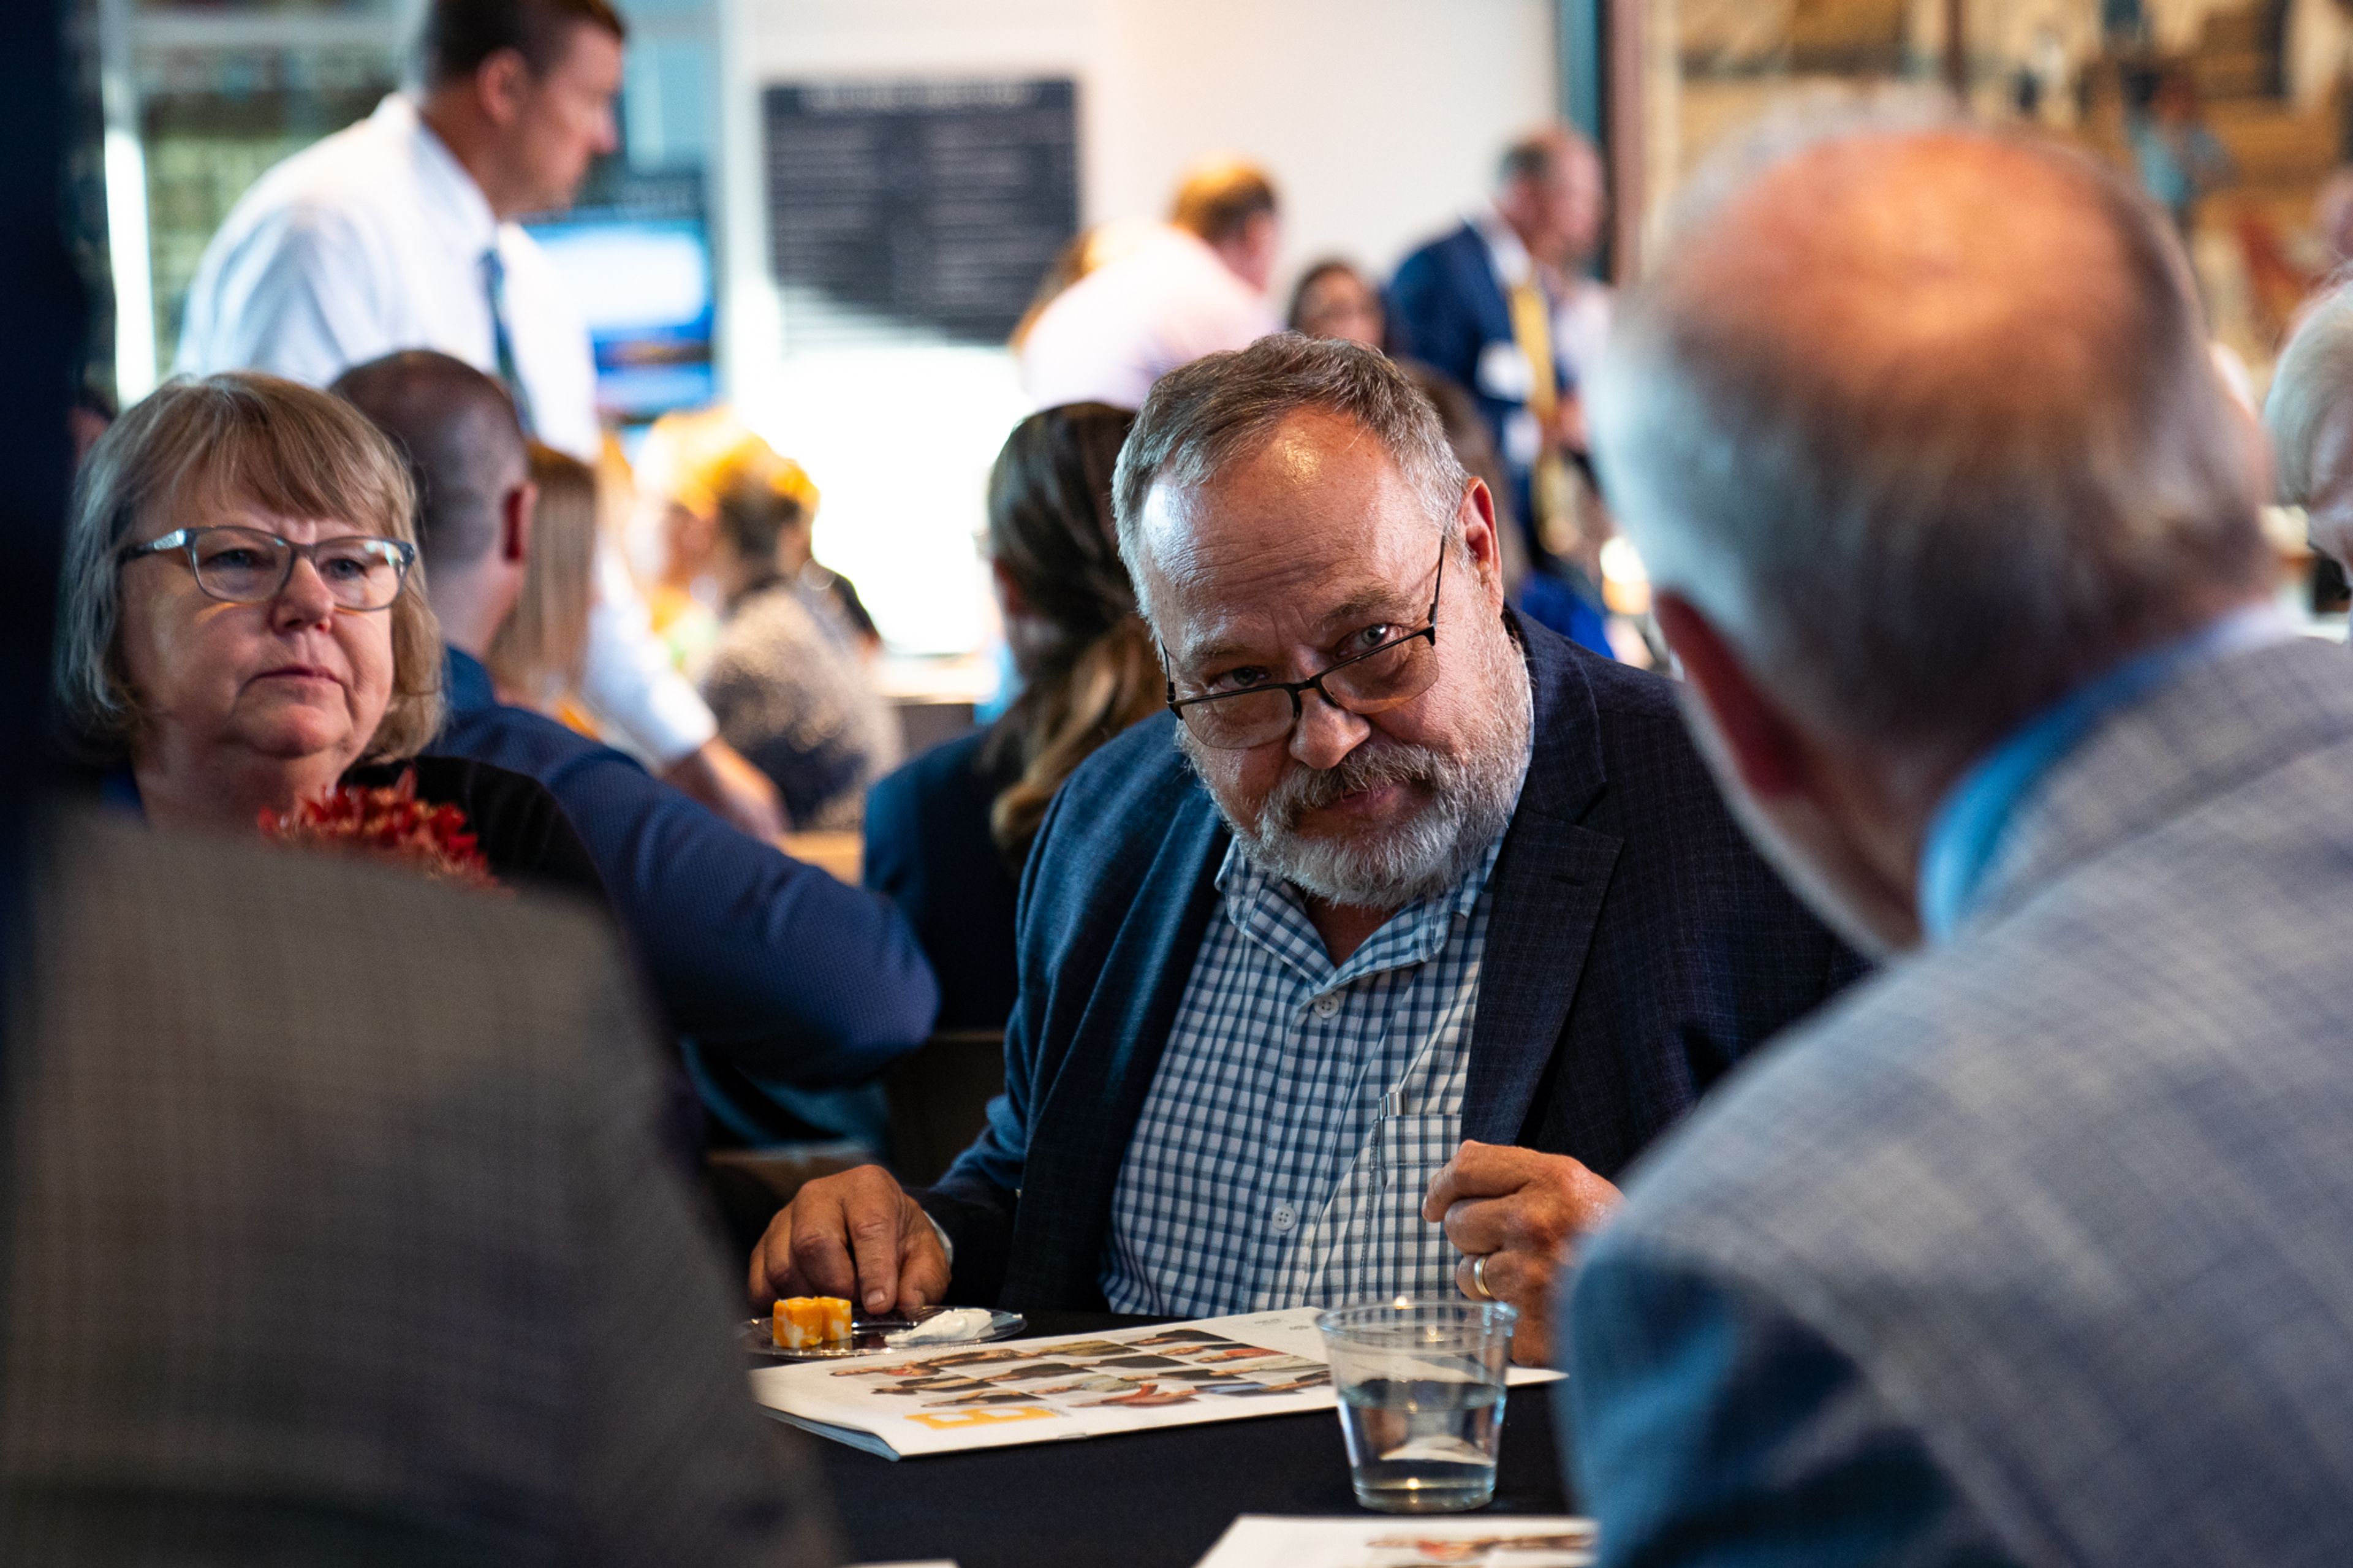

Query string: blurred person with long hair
[1288,257,1390,347]
[862,403,1157,1029]
[1289,260,1538,608]
[636,411,880,676]
[487,442,599,713]
[699,450,901,831]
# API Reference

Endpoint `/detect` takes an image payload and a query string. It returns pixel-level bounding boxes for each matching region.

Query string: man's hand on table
[748,1164,950,1316]
[1422,1140,1623,1366]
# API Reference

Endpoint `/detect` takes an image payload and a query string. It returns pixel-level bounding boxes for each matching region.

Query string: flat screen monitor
[526,214,716,423]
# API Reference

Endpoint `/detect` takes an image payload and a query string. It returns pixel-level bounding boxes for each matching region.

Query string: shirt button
[1313,994,1341,1018]
[1271,1203,1298,1233]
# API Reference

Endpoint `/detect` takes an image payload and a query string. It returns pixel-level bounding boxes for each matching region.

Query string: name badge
[1502,409,1541,468]
[1477,339,1534,403]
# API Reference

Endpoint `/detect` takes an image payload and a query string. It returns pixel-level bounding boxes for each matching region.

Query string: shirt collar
[1469,204,1534,291]
[1917,605,2297,942]
[374,93,499,254]
[1215,825,1507,994]
[443,645,498,716]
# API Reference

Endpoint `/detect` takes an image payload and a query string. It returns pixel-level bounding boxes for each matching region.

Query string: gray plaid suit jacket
[1567,635,2353,1567]
[1,811,835,1567]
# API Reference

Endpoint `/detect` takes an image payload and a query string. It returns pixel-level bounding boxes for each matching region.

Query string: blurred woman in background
[1288,257,1390,346]
[486,443,599,718]
[700,447,901,831]
[862,403,1156,1029]
[1287,258,1533,596]
[638,410,882,680]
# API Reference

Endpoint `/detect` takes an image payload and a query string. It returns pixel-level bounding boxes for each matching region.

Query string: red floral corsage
[259,768,502,892]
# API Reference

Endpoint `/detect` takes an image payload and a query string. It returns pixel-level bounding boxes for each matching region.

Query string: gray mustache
[1260,743,1450,832]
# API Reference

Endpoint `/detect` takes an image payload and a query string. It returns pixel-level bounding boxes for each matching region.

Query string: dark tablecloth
[800,1311,1573,1568]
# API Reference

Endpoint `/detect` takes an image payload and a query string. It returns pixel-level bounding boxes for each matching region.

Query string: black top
[862,722,1025,1031]
[346,753,605,904]
[92,751,605,908]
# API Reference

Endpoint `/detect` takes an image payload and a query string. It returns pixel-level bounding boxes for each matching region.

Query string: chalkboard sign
[764,77,1078,344]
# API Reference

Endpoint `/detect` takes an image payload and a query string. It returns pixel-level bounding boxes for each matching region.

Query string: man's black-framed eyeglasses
[1165,535,1449,751]
[117,526,416,613]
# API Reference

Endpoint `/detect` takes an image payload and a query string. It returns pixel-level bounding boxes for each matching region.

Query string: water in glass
[1317,1298,1518,1514]
[1336,1374,1505,1512]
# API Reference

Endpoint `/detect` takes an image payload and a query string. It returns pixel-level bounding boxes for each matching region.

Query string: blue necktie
[481,246,537,436]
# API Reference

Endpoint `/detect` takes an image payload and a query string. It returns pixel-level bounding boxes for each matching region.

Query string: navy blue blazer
[1389,221,1557,525]
[862,723,1025,1032]
[430,650,939,1135]
[922,616,1863,1310]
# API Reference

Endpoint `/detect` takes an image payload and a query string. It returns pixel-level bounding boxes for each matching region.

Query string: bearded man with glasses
[752,335,1859,1363]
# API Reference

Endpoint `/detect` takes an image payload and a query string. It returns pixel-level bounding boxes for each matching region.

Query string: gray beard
[1180,618,1534,911]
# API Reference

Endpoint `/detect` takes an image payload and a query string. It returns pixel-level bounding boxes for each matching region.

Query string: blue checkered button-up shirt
[1101,828,1507,1316]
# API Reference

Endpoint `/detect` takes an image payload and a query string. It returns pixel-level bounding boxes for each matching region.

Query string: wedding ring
[1471,1252,1496,1301]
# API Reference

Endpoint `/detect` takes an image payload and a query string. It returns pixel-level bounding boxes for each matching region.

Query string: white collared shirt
[1018,224,1281,411]
[176,96,600,462]
[175,96,718,763]
[1468,203,1538,295]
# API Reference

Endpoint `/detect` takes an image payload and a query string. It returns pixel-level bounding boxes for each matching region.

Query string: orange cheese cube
[771,1295,855,1349]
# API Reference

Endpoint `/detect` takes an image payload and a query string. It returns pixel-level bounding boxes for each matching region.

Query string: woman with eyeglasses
[55,371,601,893]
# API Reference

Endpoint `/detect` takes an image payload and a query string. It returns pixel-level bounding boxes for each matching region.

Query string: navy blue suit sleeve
[522,740,939,1084]
[1389,246,1484,392]
[434,692,939,1093]
[1565,1241,2015,1568]
[916,759,1080,1301]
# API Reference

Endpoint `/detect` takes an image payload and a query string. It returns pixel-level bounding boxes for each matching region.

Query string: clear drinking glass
[1316,1297,1518,1513]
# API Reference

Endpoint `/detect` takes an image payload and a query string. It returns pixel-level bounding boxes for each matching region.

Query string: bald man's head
[332,351,529,570]
[1592,122,2269,763]
[1673,133,2154,488]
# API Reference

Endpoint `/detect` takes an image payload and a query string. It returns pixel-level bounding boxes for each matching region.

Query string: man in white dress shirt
[1018,156,1284,411]
[175,0,782,837]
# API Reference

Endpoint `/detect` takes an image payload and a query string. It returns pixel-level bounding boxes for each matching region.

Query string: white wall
[737,0,1555,281]
[716,0,1558,656]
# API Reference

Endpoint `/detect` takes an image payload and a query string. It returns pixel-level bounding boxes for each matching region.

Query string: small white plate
[740,1305,1028,1360]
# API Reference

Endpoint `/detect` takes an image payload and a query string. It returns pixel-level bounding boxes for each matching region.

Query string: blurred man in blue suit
[335,350,937,1148]
[1567,118,2353,1564]
[1390,126,1612,653]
